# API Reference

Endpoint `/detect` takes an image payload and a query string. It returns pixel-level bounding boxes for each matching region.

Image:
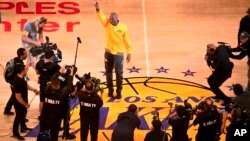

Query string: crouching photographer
[77,73,103,141]
[225,106,250,141]
[193,98,222,141]
[37,66,75,141]
[223,83,250,141]
[232,83,250,118]
[144,111,169,141]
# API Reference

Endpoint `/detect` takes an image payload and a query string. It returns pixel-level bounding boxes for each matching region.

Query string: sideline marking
[141,0,150,77]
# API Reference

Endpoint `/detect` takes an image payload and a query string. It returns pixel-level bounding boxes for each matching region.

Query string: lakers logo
[64,77,221,141]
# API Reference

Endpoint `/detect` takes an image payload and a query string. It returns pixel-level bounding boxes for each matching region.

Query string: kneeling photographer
[225,107,250,141]
[144,111,169,141]
[37,66,75,141]
[77,73,103,141]
[193,98,222,141]
[223,84,250,141]
[232,83,250,117]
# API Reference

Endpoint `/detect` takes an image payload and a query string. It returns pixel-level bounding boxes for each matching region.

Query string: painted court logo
[28,77,219,140]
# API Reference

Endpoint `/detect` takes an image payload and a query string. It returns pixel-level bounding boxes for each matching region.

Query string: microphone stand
[74,37,82,66]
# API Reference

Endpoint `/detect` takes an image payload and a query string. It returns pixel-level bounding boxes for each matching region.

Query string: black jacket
[193,108,222,141]
[238,15,250,44]
[111,112,141,141]
[210,45,233,75]
[231,39,250,64]
[40,76,73,123]
[78,91,103,120]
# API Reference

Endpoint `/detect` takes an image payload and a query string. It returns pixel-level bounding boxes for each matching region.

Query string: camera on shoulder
[75,73,101,93]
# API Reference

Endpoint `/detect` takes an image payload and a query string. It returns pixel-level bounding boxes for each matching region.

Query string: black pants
[208,72,232,103]
[104,51,124,95]
[39,83,46,102]
[62,101,70,137]
[80,117,99,141]
[13,106,27,136]
[4,86,14,112]
[40,120,61,141]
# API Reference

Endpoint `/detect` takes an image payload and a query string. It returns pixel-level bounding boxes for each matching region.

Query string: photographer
[193,98,222,141]
[226,108,250,141]
[206,43,233,105]
[38,66,74,141]
[232,83,250,116]
[55,67,77,140]
[78,79,103,141]
[230,31,250,91]
[111,104,141,141]
[237,8,250,44]
[22,17,47,68]
[144,118,168,141]
[35,49,61,113]
[168,105,189,141]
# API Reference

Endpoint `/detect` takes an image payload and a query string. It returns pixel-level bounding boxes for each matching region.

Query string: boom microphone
[45,36,50,43]
[75,74,85,82]
[0,11,2,22]
[77,37,82,44]
[218,42,228,45]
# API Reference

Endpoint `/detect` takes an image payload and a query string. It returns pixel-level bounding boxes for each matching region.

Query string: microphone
[218,41,227,45]
[77,37,82,44]
[45,36,50,43]
[0,11,2,22]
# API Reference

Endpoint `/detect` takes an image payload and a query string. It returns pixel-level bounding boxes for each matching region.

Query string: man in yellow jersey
[94,2,132,99]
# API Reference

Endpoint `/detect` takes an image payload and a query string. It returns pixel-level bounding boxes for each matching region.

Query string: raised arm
[94,2,109,27]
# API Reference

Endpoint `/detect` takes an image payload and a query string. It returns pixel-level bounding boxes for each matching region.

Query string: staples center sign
[0,0,80,32]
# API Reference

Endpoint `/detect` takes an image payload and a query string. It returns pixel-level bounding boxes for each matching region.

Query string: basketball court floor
[0,0,249,140]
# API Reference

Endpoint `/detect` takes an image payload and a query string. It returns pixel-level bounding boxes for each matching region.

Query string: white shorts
[23,43,37,63]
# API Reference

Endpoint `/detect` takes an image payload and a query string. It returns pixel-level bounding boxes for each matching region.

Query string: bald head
[85,80,94,91]
[109,12,119,26]
[207,43,216,49]
[207,43,216,54]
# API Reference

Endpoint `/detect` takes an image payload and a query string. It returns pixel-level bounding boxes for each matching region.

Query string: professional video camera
[218,41,231,47]
[30,36,62,63]
[75,73,101,93]
[184,99,196,120]
[218,41,232,53]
